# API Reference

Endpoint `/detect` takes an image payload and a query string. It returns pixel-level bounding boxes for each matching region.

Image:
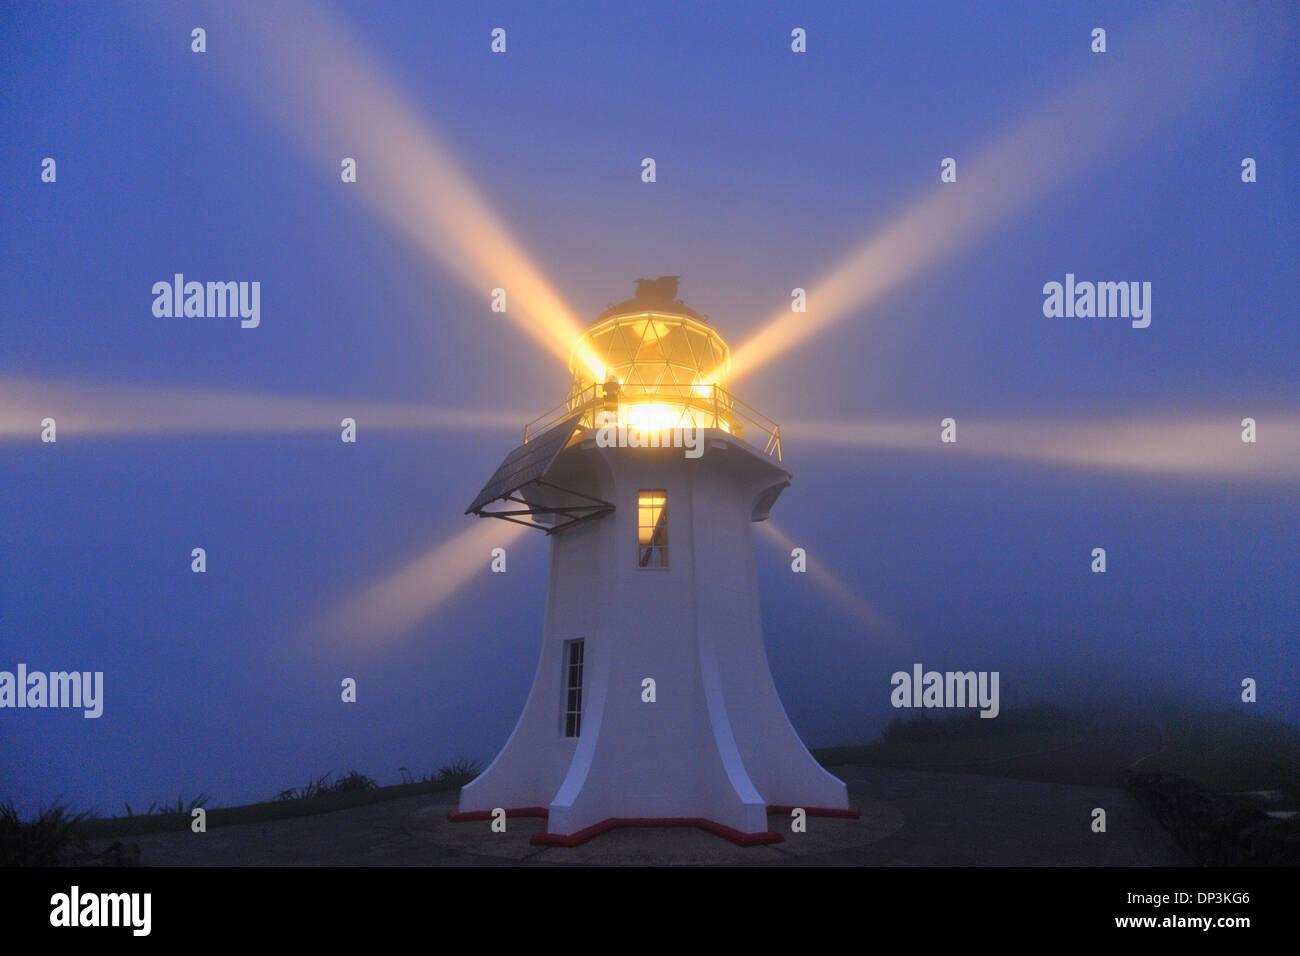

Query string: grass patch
[398,758,483,788]
[0,800,91,866]
[11,706,1298,854]
[815,704,1300,806]
[814,704,1092,769]
[277,770,376,802]
[75,760,484,841]
[1138,709,1300,806]
[433,758,484,787]
[78,777,464,840]
[123,792,210,818]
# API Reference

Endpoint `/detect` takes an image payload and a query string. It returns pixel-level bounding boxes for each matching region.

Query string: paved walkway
[93,766,1188,866]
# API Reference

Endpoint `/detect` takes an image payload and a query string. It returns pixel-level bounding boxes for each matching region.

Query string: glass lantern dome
[522,278,782,461]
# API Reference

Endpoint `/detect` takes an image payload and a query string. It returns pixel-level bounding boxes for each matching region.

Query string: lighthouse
[458,277,853,845]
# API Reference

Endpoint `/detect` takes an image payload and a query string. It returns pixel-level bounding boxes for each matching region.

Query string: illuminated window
[637,490,668,568]
[563,639,584,738]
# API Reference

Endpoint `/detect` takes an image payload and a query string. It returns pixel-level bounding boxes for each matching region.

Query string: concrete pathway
[92,765,1188,866]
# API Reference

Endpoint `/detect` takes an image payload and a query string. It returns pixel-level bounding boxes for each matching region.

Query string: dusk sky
[2,0,1297,816]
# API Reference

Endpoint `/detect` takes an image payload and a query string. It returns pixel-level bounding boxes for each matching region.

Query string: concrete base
[448,804,860,847]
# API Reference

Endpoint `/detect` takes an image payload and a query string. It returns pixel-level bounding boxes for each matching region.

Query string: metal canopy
[466,412,614,534]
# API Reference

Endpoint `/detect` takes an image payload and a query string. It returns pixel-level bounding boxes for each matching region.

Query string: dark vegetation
[1127,771,1300,866]
[814,704,1300,866]
[0,800,90,867]
[813,704,1092,768]
[276,770,376,801]
[8,706,1299,865]
[1133,710,1300,806]
[123,792,210,817]
[1123,710,1300,865]
[399,758,483,788]
[0,759,483,864]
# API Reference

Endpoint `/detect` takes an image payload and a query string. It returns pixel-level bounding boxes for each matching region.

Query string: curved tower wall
[459,431,849,837]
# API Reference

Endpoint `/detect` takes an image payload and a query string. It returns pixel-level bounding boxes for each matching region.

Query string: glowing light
[198,0,601,379]
[625,402,685,433]
[788,415,1300,481]
[569,312,730,400]
[0,379,524,439]
[726,7,1273,384]
[637,491,667,548]
[558,310,747,441]
[316,520,531,648]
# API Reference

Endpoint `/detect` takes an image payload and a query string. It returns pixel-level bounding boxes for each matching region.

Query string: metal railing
[523,382,782,462]
[727,389,783,461]
[523,383,599,443]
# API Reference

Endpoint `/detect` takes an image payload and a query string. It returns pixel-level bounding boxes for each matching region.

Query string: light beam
[316,520,531,648]
[0,378,524,439]
[757,519,897,645]
[788,415,1300,481]
[201,1,604,379]
[727,7,1273,384]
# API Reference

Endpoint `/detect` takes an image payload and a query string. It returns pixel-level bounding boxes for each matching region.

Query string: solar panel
[466,412,585,515]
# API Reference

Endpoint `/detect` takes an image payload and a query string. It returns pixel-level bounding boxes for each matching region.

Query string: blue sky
[1,1,1297,814]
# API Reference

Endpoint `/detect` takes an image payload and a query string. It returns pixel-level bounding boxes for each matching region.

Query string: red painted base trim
[767,805,861,819]
[446,807,548,822]
[529,817,783,848]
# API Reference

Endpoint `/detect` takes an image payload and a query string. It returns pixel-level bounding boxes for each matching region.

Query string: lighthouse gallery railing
[523,382,782,463]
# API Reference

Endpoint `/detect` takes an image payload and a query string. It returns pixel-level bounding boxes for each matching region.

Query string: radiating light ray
[726,7,1274,384]
[0,378,524,439]
[200,1,603,379]
[316,520,531,648]
[757,519,897,645]
[788,415,1300,481]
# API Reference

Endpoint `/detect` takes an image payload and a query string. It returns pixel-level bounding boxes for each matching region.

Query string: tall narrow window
[637,490,668,568]
[563,639,584,738]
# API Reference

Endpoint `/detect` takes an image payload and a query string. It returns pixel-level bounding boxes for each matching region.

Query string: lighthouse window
[563,639,584,738]
[637,490,668,568]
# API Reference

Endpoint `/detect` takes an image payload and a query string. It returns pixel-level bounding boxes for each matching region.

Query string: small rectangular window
[637,490,668,568]
[563,639,584,737]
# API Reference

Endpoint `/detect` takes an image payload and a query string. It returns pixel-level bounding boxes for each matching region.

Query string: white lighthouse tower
[458,278,853,846]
